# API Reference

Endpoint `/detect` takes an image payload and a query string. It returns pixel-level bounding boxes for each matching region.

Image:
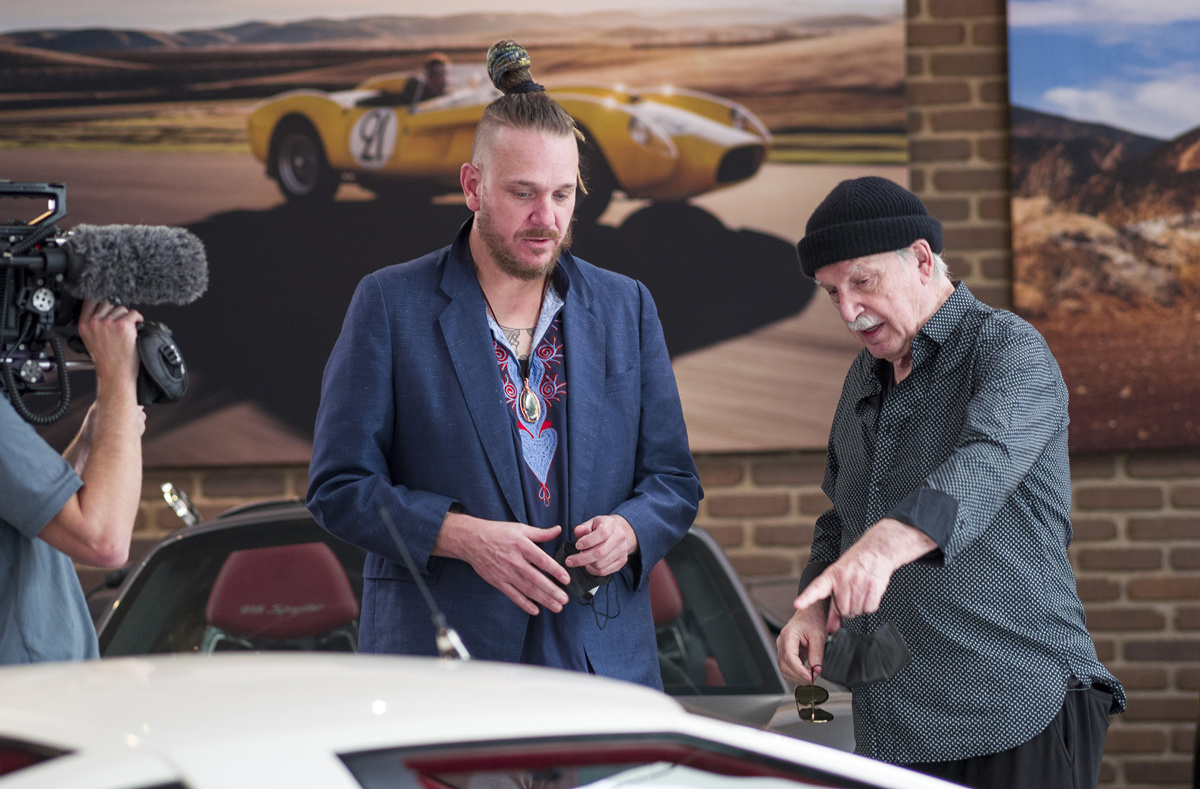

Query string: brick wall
[123,1,1198,786]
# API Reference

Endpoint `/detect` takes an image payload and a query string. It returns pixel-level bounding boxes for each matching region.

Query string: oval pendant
[520,383,541,423]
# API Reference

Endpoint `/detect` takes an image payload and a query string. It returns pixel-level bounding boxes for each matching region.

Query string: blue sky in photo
[1008,0,1200,139]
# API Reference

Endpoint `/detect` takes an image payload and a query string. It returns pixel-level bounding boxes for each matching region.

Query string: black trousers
[903,679,1114,789]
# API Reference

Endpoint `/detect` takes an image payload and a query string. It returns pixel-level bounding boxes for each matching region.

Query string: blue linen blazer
[306,225,701,689]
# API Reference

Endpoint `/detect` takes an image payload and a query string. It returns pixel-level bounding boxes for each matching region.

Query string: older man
[776,177,1123,788]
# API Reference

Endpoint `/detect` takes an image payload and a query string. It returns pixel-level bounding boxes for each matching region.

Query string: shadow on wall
[139,197,814,441]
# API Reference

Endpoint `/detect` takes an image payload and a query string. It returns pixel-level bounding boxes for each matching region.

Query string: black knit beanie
[796,176,944,278]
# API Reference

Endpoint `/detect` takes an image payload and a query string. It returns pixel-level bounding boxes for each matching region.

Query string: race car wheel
[575,126,617,224]
[272,119,339,203]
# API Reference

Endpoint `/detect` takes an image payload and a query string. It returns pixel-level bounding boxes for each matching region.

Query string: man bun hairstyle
[474,40,583,161]
[796,176,944,278]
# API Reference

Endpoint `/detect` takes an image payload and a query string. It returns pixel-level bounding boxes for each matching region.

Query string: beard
[476,204,573,282]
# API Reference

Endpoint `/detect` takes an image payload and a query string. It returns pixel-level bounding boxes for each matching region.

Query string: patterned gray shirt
[802,282,1125,764]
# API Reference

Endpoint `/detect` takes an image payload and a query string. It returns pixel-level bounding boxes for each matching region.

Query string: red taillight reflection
[0,739,65,776]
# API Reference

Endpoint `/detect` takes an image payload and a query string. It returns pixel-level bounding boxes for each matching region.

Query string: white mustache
[847,314,881,332]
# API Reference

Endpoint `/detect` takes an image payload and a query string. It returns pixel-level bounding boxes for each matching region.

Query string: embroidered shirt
[801,282,1125,764]
[485,279,586,671]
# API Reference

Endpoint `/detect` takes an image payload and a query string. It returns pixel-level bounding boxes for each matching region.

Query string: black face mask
[820,620,912,688]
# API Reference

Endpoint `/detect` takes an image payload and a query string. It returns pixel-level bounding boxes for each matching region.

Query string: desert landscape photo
[0,2,906,459]
[1008,3,1200,451]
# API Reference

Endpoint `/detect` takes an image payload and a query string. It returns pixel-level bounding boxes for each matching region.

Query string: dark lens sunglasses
[794,683,833,723]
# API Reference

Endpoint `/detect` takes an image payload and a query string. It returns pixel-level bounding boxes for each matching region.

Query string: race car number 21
[351,108,399,170]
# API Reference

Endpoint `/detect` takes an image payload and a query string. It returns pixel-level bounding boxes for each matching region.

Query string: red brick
[979,254,1011,280]
[906,53,926,78]
[1122,696,1198,722]
[1076,486,1164,511]
[729,553,794,578]
[1172,486,1200,508]
[1077,548,1162,571]
[1171,548,1200,571]
[908,82,972,107]
[1073,518,1118,541]
[907,109,925,135]
[942,254,973,279]
[1123,758,1193,783]
[1128,576,1200,600]
[932,168,1009,191]
[943,226,1012,250]
[1129,516,1200,540]
[971,20,1008,46]
[699,524,744,549]
[923,196,971,220]
[907,21,965,46]
[1080,575,1123,599]
[798,493,833,515]
[977,195,1009,221]
[1103,727,1167,753]
[969,283,1012,310]
[1085,606,1166,631]
[754,524,814,548]
[1176,666,1200,692]
[751,455,824,486]
[1174,607,1200,630]
[695,458,744,487]
[929,0,1007,19]
[910,138,972,162]
[976,136,1011,162]
[909,168,927,194]
[1111,665,1169,691]
[707,494,789,518]
[930,108,1010,133]
[1128,451,1200,478]
[930,52,1008,79]
[1093,638,1115,662]
[1124,640,1200,662]
[1071,454,1116,480]
[978,78,1010,104]
[1170,726,1196,754]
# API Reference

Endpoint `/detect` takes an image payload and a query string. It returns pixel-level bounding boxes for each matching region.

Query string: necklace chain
[480,276,551,424]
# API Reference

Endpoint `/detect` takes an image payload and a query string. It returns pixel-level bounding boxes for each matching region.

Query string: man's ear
[461,161,482,212]
[910,238,936,281]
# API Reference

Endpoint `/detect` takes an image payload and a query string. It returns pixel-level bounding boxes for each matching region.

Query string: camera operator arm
[39,300,144,569]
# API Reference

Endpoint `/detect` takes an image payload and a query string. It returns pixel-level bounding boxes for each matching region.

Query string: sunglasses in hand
[794,683,834,723]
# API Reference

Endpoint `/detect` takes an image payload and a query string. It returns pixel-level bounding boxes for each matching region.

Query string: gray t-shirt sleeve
[0,394,82,538]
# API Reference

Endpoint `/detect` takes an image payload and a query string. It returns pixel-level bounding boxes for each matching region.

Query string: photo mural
[0,1,906,463]
[1008,0,1200,451]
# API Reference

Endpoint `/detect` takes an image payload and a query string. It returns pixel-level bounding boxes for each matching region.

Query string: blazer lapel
[561,257,605,529]
[438,242,527,524]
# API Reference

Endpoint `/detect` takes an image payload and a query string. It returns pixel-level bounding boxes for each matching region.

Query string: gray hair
[895,245,950,280]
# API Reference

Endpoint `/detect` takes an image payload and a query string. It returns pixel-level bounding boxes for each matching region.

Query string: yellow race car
[246,64,771,221]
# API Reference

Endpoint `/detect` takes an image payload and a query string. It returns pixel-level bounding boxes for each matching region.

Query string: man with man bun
[777,176,1123,787]
[308,41,700,688]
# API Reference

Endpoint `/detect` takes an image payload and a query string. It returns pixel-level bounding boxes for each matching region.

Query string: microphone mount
[0,180,195,424]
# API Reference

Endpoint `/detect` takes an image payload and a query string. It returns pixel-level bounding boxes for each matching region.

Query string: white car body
[0,654,955,789]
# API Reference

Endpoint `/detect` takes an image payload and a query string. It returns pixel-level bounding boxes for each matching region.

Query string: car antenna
[377,506,470,661]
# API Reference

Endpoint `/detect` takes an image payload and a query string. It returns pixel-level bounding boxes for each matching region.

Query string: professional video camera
[0,181,208,425]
